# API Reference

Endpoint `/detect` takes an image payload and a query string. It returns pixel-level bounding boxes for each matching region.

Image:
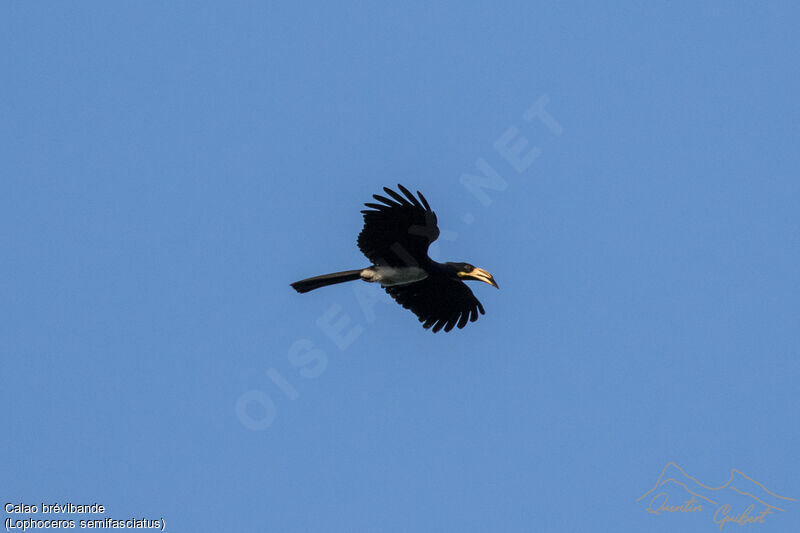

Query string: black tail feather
[290,269,363,293]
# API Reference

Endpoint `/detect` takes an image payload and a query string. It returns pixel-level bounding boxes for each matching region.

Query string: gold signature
[714,505,773,531]
[638,462,794,529]
[646,493,703,514]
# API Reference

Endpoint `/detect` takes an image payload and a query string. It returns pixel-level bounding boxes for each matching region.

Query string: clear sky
[2,2,798,532]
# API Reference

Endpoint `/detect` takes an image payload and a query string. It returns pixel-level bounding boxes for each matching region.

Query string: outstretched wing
[385,275,485,333]
[357,184,439,266]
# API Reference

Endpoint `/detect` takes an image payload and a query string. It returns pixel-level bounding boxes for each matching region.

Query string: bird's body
[290,185,498,332]
[360,265,429,286]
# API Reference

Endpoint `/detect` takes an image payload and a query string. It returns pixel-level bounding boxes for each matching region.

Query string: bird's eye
[464,265,473,272]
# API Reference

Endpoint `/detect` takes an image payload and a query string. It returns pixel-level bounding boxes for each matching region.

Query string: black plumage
[291,185,497,332]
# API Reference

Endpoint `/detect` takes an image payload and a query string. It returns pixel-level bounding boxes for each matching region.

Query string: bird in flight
[290,185,498,332]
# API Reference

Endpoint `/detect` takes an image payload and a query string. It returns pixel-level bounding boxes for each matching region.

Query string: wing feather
[358,184,440,266]
[385,274,486,333]
[417,191,431,211]
[383,187,412,206]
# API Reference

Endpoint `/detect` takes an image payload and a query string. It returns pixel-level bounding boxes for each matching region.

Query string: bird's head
[446,262,499,288]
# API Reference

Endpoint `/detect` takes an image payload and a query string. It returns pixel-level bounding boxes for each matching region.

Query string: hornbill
[290,185,498,333]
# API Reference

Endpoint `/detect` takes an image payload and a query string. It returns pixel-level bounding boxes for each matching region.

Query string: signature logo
[637,462,795,530]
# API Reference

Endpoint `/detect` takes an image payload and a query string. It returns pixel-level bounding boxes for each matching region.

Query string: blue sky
[2,2,798,532]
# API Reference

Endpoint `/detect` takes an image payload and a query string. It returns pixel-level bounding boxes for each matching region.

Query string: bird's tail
[290,269,364,293]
